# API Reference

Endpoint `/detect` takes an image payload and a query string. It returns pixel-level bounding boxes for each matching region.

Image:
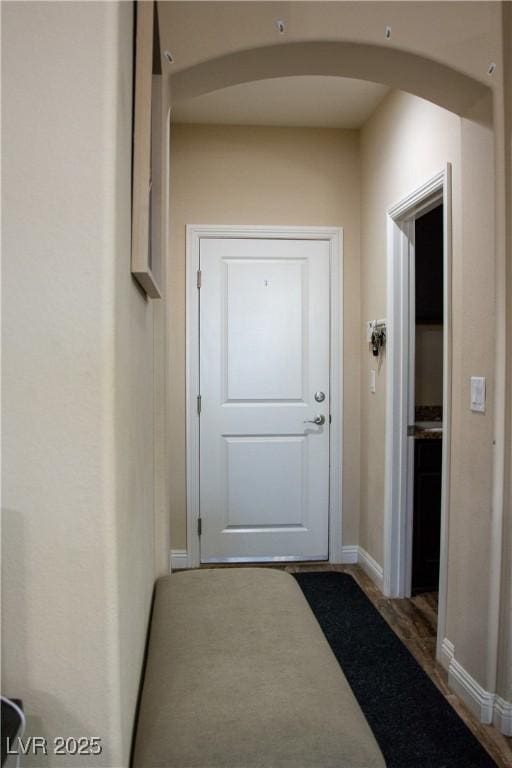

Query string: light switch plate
[470,376,486,412]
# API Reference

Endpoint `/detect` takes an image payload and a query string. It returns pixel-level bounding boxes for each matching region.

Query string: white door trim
[186,224,343,569]
[384,167,452,662]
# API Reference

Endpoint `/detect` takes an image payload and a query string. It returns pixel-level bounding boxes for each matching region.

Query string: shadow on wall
[2,508,116,767]
[2,509,29,699]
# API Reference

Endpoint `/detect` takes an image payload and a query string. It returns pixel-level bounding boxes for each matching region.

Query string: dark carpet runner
[294,572,497,768]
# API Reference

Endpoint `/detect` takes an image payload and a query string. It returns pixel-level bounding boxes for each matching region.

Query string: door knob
[304,415,326,426]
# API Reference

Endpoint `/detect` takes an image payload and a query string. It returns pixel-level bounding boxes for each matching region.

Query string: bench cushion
[133,568,385,768]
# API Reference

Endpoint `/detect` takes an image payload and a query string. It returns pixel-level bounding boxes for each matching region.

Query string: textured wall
[2,3,158,764]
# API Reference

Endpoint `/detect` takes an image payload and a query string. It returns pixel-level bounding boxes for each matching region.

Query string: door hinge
[197,269,202,289]
[197,394,202,415]
[197,517,202,537]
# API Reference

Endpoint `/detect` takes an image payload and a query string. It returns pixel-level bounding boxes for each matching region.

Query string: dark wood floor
[285,563,512,768]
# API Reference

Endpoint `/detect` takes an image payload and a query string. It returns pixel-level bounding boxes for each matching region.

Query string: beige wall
[447,107,496,685]
[360,89,499,689]
[1,3,167,764]
[169,124,361,549]
[360,90,462,566]
[499,0,512,707]
[415,326,444,406]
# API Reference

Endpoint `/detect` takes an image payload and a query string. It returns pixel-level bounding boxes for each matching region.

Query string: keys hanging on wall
[370,323,386,357]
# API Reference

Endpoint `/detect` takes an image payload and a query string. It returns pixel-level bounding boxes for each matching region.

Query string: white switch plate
[366,321,374,343]
[470,376,486,412]
[370,368,376,394]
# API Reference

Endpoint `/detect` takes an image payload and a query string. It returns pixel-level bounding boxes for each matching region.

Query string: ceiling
[171,76,389,128]
[159,2,494,126]
[157,2,495,85]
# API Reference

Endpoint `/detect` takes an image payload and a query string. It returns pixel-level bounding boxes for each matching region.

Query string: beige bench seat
[133,568,386,768]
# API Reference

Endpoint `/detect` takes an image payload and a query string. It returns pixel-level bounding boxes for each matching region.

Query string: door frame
[384,166,452,661]
[185,224,343,568]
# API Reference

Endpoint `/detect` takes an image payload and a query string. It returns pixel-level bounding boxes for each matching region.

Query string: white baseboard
[356,546,384,590]
[445,642,512,734]
[170,549,189,571]
[448,656,495,724]
[439,637,454,671]
[171,548,361,568]
[340,545,384,589]
[170,545,382,579]
[494,696,512,736]
[340,545,358,564]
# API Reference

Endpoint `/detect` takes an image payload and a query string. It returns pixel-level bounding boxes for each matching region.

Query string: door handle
[304,415,326,426]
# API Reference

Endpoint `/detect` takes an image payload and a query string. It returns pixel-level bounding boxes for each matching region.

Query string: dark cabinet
[412,439,442,594]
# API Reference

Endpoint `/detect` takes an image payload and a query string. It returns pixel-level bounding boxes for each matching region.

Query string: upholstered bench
[132,568,385,768]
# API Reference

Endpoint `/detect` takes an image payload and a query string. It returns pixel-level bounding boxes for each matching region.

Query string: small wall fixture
[488,62,496,76]
[164,50,174,64]
[275,19,286,34]
[385,26,392,40]
[367,319,387,358]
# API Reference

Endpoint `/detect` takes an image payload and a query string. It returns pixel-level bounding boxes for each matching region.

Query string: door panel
[226,260,304,400]
[199,237,330,562]
[225,436,306,528]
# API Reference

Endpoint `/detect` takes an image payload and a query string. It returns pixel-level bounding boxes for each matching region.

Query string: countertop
[412,421,443,440]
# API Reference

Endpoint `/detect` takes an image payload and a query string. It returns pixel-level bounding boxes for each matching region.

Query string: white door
[199,235,331,562]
